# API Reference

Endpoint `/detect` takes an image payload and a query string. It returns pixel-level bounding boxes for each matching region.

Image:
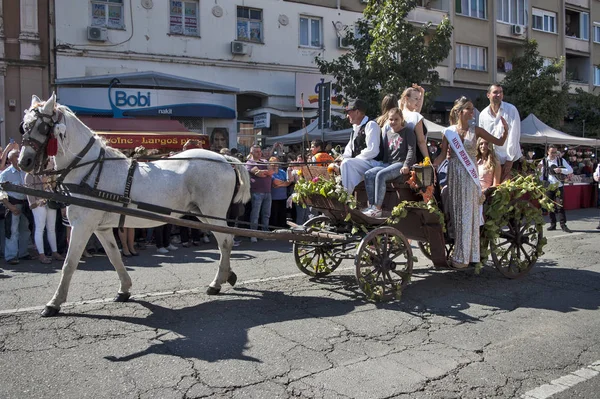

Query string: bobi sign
[114,91,151,107]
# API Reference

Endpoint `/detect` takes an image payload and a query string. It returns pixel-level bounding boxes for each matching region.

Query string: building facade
[5,0,600,148]
[0,0,50,147]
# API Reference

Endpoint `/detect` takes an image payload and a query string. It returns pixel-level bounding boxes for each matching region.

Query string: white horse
[17,93,250,317]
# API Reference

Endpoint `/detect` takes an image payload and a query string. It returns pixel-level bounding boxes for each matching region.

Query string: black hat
[345,99,368,113]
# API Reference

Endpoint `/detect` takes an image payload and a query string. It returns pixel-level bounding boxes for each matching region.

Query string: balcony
[407,1,449,26]
[568,81,590,93]
[565,36,590,53]
[565,0,589,9]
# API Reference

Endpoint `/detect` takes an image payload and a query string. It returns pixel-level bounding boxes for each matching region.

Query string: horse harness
[23,109,173,228]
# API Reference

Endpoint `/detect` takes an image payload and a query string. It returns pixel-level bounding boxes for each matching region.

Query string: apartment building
[6,0,599,148]
[51,0,366,151]
[0,0,50,146]
[422,0,600,123]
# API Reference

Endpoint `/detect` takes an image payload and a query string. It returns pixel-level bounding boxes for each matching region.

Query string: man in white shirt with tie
[479,84,522,182]
[339,99,383,194]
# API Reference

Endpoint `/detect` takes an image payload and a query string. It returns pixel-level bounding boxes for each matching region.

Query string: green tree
[567,89,600,139]
[501,40,569,128]
[316,0,453,118]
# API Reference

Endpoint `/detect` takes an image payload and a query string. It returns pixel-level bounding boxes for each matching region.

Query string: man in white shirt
[339,99,383,194]
[594,162,600,229]
[539,145,573,233]
[479,84,522,182]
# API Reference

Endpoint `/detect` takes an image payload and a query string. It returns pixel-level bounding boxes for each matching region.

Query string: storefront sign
[295,73,344,109]
[253,113,270,129]
[96,132,209,150]
[58,87,236,119]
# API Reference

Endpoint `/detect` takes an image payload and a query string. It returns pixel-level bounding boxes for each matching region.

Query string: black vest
[351,121,383,161]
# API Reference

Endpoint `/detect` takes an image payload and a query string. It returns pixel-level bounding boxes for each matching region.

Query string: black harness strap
[55,136,97,186]
[118,159,138,230]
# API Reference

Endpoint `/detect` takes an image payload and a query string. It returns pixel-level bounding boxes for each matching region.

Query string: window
[566,10,589,40]
[594,23,600,43]
[532,9,556,34]
[456,44,487,71]
[169,1,199,36]
[456,0,486,19]
[299,16,323,48]
[237,6,263,43]
[496,0,526,26]
[594,66,600,86]
[91,0,124,29]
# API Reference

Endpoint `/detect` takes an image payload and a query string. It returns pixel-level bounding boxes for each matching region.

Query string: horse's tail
[224,155,251,204]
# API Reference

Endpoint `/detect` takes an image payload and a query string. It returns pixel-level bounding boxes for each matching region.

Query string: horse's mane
[57,104,127,160]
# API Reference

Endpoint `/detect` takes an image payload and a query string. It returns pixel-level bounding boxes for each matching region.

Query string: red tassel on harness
[47,136,58,156]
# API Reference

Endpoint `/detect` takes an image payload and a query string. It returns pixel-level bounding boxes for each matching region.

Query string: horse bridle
[19,108,62,153]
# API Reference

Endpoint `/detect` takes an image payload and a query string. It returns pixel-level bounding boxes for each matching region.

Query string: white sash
[443,127,481,190]
[444,126,484,225]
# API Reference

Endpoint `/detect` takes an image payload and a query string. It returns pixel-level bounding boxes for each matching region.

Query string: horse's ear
[41,92,56,115]
[31,95,42,108]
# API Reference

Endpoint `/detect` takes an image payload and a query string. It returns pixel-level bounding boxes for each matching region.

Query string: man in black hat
[339,99,383,193]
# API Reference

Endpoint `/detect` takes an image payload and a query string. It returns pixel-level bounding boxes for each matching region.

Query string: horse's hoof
[227,271,237,286]
[206,286,221,295]
[113,292,131,302]
[41,306,60,317]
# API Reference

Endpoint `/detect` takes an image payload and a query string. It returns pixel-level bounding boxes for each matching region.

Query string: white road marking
[0,229,585,317]
[0,267,354,316]
[551,232,584,239]
[522,360,600,399]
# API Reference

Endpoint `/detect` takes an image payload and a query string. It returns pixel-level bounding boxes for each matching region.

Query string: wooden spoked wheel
[418,241,453,262]
[490,202,544,279]
[293,216,343,277]
[355,227,413,301]
[417,241,432,260]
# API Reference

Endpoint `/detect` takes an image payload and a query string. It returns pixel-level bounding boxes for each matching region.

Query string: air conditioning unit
[87,26,107,41]
[337,37,352,50]
[511,24,525,35]
[231,41,248,55]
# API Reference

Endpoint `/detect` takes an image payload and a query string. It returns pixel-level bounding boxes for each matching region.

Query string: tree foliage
[315,0,453,118]
[501,40,569,128]
[567,89,600,139]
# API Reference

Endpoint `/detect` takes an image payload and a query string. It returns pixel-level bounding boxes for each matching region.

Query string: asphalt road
[0,208,599,399]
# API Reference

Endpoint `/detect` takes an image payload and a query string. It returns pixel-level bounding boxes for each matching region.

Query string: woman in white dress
[434,97,508,269]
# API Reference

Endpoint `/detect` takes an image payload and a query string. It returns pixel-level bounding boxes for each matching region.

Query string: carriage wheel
[355,227,413,301]
[418,241,453,262]
[293,216,343,277]
[417,241,432,261]
[490,202,544,279]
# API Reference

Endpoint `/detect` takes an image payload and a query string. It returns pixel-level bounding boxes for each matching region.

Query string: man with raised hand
[479,83,522,182]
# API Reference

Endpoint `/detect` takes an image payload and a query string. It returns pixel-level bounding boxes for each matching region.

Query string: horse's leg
[206,226,236,295]
[42,224,95,317]
[94,228,133,302]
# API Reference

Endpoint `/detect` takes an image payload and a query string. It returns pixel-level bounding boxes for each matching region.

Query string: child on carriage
[362,108,416,218]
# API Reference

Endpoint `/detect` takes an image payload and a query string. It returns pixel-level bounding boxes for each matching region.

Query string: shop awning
[79,116,190,132]
[96,131,209,150]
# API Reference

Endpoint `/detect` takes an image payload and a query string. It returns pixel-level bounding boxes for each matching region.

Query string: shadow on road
[69,287,362,363]
[65,260,599,364]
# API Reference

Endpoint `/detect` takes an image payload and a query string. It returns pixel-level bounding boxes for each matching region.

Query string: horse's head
[18,93,63,174]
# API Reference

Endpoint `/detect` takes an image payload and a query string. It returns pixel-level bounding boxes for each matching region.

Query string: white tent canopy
[266,118,446,145]
[520,114,600,147]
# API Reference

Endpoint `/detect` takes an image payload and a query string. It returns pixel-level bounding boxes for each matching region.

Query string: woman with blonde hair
[434,96,508,269]
[375,94,399,127]
[476,138,501,192]
[398,84,429,164]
